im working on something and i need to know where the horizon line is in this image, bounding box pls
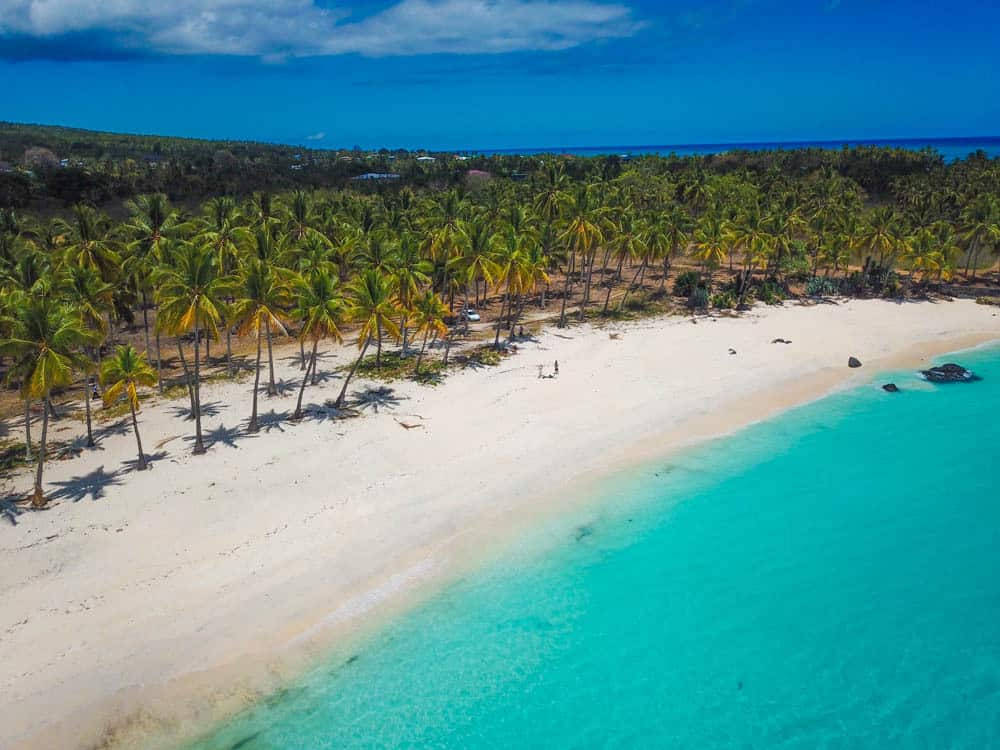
[2,119,998,156]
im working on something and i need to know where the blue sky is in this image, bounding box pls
[1,0,997,150]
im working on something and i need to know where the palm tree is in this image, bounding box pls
[199,196,250,375]
[389,233,432,356]
[411,289,449,375]
[335,269,401,408]
[960,195,1000,280]
[229,259,293,432]
[291,271,345,420]
[101,345,158,470]
[651,204,691,291]
[154,241,227,454]
[58,265,113,447]
[533,164,571,224]
[451,216,498,330]
[57,204,121,339]
[691,213,729,285]
[122,193,183,355]
[0,299,95,506]
[905,227,943,282]
[559,186,604,325]
[251,228,290,395]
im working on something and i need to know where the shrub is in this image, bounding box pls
[673,270,701,298]
[711,291,736,309]
[687,286,709,309]
[755,280,785,305]
[806,277,838,297]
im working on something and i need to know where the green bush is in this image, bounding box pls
[711,291,736,309]
[756,280,785,305]
[688,286,709,309]
[806,277,838,297]
[673,270,702,297]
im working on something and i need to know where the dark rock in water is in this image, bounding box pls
[920,363,978,383]
[848,356,862,368]
[882,383,899,392]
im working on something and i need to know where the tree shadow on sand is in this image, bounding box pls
[48,465,123,503]
[256,409,291,433]
[95,419,130,440]
[1,493,25,525]
[120,450,169,473]
[168,401,224,420]
[262,379,296,397]
[351,386,404,414]
[199,422,257,450]
[308,369,341,386]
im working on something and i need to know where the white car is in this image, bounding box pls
[463,308,481,322]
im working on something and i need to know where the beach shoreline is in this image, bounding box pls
[1,298,998,750]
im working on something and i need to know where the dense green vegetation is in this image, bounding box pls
[2,123,999,505]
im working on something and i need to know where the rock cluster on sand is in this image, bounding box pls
[920,363,977,383]
[848,356,862,368]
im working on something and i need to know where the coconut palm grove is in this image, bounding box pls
[1,123,999,507]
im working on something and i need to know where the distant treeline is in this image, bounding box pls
[2,121,997,215]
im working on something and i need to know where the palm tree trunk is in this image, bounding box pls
[24,399,32,462]
[141,291,151,354]
[558,254,574,328]
[192,317,206,455]
[299,337,306,370]
[494,291,508,348]
[443,332,453,366]
[581,249,596,316]
[964,237,977,279]
[462,283,471,333]
[335,337,371,408]
[603,256,625,313]
[176,340,195,416]
[226,326,233,376]
[130,401,147,470]
[83,371,95,448]
[416,329,430,374]
[32,398,50,508]
[265,319,277,396]
[376,319,383,368]
[400,314,409,358]
[155,329,164,395]
[619,258,647,311]
[293,340,318,420]
[249,332,263,432]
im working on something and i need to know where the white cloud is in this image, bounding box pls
[305,131,326,140]
[0,0,642,58]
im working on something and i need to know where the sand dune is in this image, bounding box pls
[1,298,997,749]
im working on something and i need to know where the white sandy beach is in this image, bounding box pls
[1,298,998,749]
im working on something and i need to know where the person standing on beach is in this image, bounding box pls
[554,360,559,375]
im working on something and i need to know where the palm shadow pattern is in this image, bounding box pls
[48,465,123,503]
[351,386,404,414]
[168,400,224,420]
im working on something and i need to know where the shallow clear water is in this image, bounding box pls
[191,347,1000,750]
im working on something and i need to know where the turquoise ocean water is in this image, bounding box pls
[190,346,1000,749]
